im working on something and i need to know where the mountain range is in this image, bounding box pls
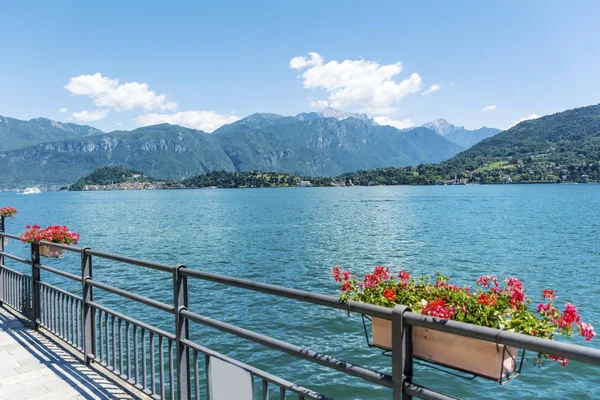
[2,103,597,188]
[67,103,600,189]
[0,109,497,188]
[422,119,501,148]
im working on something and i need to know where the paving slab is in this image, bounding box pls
[0,306,137,399]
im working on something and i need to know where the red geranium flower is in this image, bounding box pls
[383,288,396,301]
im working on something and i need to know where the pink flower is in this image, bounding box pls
[361,266,391,289]
[557,303,581,328]
[373,266,391,280]
[578,322,595,342]
[509,289,525,307]
[506,277,523,292]
[549,355,569,367]
[422,299,455,319]
[331,266,344,282]
[505,277,525,308]
[543,289,557,300]
[476,275,498,288]
[446,284,463,292]
[398,270,410,281]
[537,303,551,314]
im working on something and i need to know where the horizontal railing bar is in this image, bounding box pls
[182,338,330,399]
[86,279,175,314]
[180,309,392,388]
[0,252,30,265]
[404,313,600,366]
[85,249,176,272]
[0,232,20,240]
[37,263,80,281]
[181,269,393,320]
[87,300,175,340]
[39,282,83,301]
[403,382,458,400]
[38,240,83,253]
[0,265,29,277]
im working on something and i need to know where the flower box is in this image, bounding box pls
[332,266,596,375]
[0,206,18,219]
[39,244,63,259]
[20,225,79,258]
[371,317,518,381]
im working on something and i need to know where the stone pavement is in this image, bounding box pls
[0,306,137,399]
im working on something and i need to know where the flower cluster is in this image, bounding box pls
[0,207,18,218]
[332,266,595,367]
[20,225,80,245]
[536,298,595,344]
[422,299,455,319]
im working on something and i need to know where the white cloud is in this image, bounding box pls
[59,107,68,113]
[290,52,324,69]
[72,109,110,122]
[422,84,441,96]
[290,52,422,114]
[509,113,541,128]
[115,121,122,127]
[481,105,497,112]
[135,110,240,133]
[373,116,415,130]
[65,73,177,112]
[309,98,328,108]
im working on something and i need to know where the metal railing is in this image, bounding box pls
[1,215,600,400]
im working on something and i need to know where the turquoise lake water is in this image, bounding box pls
[0,185,599,399]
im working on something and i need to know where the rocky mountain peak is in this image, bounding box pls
[422,119,457,136]
[296,107,374,125]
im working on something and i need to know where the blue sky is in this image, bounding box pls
[1,1,599,132]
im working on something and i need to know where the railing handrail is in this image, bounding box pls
[181,267,394,319]
[0,232,20,240]
[1,214,599,400]
[180,308,393,388]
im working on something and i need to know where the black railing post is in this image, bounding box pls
[82,248,96,364]
[30,242,41,328]
[174,264,190,400]
[392,305,413,400]
[0,215,5,305]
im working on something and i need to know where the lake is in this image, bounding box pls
[1,184,599,399]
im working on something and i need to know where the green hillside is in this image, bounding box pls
[449,104,600,183]
[339,104,600,185]
[0,115,102,151]
[180,170,331,188]
[68,166,156,190]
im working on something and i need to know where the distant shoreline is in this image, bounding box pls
[1,181,597,193]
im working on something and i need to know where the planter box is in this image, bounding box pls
[40,244,63,258]
[371,317,518,381]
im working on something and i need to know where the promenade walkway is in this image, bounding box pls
[0,306,140,400]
